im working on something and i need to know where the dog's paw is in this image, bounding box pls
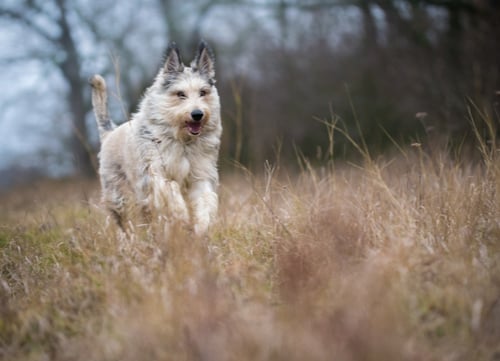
[192,210,211,235]
[193,221,209,236]
[171,200,190,224]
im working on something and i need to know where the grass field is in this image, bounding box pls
[1,124,500,360]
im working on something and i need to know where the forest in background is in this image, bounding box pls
[0,0,499,182]
[2,2,500,360]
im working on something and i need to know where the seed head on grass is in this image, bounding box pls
[1,108,500,360]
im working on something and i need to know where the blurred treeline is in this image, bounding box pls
[1,0,499,176]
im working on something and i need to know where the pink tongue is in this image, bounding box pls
[188,122,201,134]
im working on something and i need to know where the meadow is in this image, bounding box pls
[1,116,499,360]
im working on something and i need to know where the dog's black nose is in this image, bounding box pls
[191,109,204,122]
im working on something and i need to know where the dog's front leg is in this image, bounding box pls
[149,173,189,224]
[188,180,218,235]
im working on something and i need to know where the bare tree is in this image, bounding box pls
[2,0,498,179]
[0,0,96,176]
[157,0,242,52]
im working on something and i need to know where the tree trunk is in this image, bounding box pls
[56,0,95,177]
[158,0,187,49]
[359,0,378,51]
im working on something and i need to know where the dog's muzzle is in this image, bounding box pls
[187,109,204,135]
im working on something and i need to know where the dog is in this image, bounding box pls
[90,41,222,235]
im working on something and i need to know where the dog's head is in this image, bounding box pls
[151,41,221,141]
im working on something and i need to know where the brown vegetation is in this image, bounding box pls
[1,113,500,360]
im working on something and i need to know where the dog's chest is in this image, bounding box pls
[156,143,191,182]
[138,128,215,185]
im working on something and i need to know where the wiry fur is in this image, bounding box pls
[90,41,222,235]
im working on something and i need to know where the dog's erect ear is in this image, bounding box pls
[192,41,215,80]
[163,42,184,74]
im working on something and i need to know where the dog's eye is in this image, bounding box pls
[199,90,207,97]
[177,91,186,99]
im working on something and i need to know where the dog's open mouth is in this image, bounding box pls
[187,121,202,135]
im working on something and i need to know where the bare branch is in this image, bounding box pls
[239,0,353,10]
[0,7,58,44]
[0,53,52,65]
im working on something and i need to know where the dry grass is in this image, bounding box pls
[1,126,500,360]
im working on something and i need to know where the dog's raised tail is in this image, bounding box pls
[90,74,114,140]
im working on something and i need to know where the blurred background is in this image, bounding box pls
[0,0,499,188]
